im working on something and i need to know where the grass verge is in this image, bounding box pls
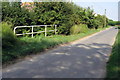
[106,30,120,79]
[2,27,109,65]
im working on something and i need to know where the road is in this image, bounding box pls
[2,27,118,78]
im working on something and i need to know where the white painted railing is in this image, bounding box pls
[14,25,57,37]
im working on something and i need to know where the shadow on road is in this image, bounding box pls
[3,42,112,78]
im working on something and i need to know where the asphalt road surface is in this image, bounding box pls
[2,27,118,78]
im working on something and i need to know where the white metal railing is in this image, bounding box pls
[14,25,57,37]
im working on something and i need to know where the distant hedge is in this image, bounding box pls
[108,20,120,26]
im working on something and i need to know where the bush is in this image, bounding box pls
[70,24,89,35]
[1,22,17,49]
[70,25,81,35]
[108,21,117,26]
[79,24,89,33]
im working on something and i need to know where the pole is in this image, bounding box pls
[32,26,34,38]
[45,25,47,37]
[104,9,106,27]
[55,25,57,35]
[91,5,93,10]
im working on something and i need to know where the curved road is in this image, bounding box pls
[2,27,118,78]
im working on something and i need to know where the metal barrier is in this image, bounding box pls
[14,25,57,37]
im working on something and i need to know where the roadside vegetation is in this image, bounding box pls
[108,20,120,29]
[108,20,120,26]
[2,1,114,64]
[3,28,105,64]
[106,30,120,78]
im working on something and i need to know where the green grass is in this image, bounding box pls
[2,28,108,64]
[106,30,120,79]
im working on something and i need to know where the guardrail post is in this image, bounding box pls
[45,25,47,37]
[14,27,16,35]
[55,25,57,35]
[32,26,34,38]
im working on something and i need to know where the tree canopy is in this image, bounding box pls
[2,2,108,35]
